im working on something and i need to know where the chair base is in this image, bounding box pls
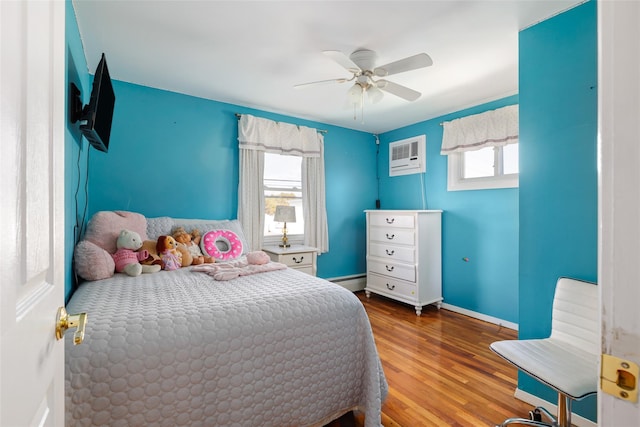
[496,394,572,427]
[497,407,557,427]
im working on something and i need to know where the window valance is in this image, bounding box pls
[238,114,321,158]
[440,104,518,155]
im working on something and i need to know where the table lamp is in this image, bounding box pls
[274,205,296,248]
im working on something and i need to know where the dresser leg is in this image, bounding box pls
[365,290,371,299]
[415,306,422,316]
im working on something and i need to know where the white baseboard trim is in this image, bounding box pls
[327,280,520,330]
[513,388,596,427]
[328,274,366,292]
[441,302,519,331]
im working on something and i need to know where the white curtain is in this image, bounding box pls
[238,114,322,157]
[237,114,328,253]
[237,148,264,251]
[302,134,328,253]
[440,104,518,155]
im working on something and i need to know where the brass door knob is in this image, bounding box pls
[56,307,87,345]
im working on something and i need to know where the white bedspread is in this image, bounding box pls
[65,266,387,427]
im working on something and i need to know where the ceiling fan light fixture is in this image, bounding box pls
[367,84,384,104]
[347,83,364,107]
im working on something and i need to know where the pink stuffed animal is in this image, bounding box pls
[246,250,270,265]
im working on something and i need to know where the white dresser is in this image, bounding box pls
[365,210,442,315]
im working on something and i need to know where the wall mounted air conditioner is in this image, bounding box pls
[389,134,426,176]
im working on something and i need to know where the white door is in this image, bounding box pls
[0,1,66,426]
[598,0,640,426]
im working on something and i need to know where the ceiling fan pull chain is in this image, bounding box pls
[361,90,365,124]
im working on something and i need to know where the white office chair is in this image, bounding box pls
[490,277,598,427]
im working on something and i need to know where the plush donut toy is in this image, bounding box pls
[200,229,243,261]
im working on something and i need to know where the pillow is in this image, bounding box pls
[84,210,148,254]
[200,229,244,261]
[146,216,175,241]
[74,240,116,281]
[74,210,148,281]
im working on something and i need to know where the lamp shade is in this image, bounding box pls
[367,84,384,104]
[274,205,296,223]
[347,83,363,107]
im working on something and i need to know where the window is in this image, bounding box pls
[263,153,304,244]
[447,143,519,191]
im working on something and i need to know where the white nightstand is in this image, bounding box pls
[262,245,318,276]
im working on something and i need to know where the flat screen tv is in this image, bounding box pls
[70,53,116,152]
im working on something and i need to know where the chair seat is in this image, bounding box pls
[490,337,598,400]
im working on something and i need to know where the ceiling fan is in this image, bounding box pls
[295,49,433,110]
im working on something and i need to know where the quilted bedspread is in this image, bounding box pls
[65,265,387,427]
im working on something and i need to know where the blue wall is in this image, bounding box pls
[86,81,377,281]
[65,0,90,301]
[519,0,597,421]
[378,96,520,324]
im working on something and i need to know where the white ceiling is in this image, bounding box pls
[72,0,583,135]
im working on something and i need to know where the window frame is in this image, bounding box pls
[262,153,304,246]
[447,144,519,191]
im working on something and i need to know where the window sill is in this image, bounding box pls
[447,175,518,191]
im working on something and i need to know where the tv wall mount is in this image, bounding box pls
[69,82,88,124]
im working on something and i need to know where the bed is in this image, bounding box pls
[65,212,387,426]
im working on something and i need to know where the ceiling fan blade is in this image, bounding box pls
[374,53,433,77]
[376,80,421,101]
[323,50,361,73]
[294,78,349,89]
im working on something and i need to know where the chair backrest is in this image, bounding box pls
[550,277,599,355]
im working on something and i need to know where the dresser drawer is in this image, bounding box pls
[293,265,314,275]
[369,227,415,245]
[278,252,312,268]
[369,213,415,229]
[262,245,318,276]
[368,259,415,282]
[366,274,417,300]
[369,242,415,263]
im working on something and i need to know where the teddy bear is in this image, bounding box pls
[172,226,214,265]
[156,235,192,270]
[139,239,165,269]
[112,229,162,276]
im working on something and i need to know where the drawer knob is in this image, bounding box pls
[386,233,395,240]
[386,283,396,290]
[385,249,395,256]
[385,218,395,224]
[293,256,304,264]
[385,265,394,272]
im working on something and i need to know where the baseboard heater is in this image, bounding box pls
[329,274,366,292]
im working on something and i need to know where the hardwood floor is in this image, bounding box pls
[351,291,535,427]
